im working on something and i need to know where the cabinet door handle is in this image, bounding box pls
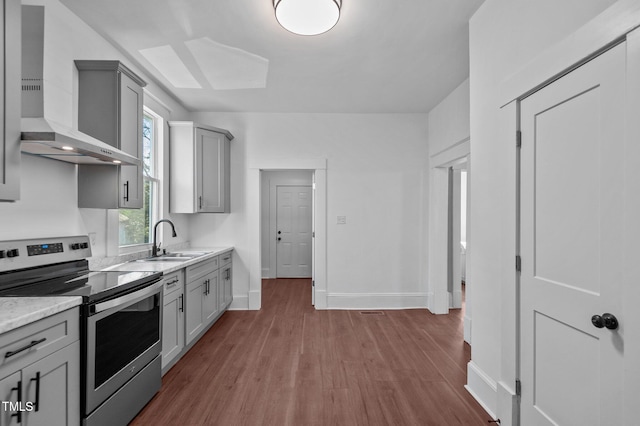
[5,338,47,358]
[199,196,203,210]
[11,381,22,423]
[179,294,184,312]
[30,372,41,412]
[124,181,130,202]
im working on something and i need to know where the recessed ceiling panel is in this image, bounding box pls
[185,37,269,90]
[139,45,202,89]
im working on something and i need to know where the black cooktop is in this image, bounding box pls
[0,266,161,304]
[0,236,163,305]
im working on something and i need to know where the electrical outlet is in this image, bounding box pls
[89,232,97,246]
[337,216,347,225]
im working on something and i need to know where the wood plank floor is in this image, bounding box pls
[131,279,490,425]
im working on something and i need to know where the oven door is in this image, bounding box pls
[84,280,162,415]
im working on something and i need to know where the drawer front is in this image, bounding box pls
[186,256,218,282]
[163,270,185,296]
[218,251,232,268]
[0,308,79,375]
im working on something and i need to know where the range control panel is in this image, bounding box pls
[27,242,64,256]
[0,236,92,272]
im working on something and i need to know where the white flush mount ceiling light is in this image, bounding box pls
[273,0,341,36]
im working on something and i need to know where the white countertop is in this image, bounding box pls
[104,247,234,274]
[0,247,232,335]
[0,297,83,334]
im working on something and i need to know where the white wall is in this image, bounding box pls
[188,112,429,309]
[467,0,617,418]
[428,79,470,157]
[0,0,191,260]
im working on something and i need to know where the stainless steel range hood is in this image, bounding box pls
[20,5,139,167]
[21,117,139,165]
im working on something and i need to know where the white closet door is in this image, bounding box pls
[520,43,625,425]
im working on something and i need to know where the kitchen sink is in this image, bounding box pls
[137,252,209,262]
[137,257,186,262]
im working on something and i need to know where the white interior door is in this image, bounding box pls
[276,185,312,278]
[520,43,626,425]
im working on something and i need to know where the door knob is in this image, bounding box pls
[591,313,619,330]
[278,231,282,234]
[277,237,281,241]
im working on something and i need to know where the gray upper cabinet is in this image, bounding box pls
[169,122,233,213]
[0,0,21,202]
[75,60,146,209]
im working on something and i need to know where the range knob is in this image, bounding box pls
[6,249,19,258]
[80,242,89,249]
[0,250,5,258]
[71,243,80,250]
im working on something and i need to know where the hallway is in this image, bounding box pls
[132,279,489,425]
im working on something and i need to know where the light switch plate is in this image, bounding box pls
[337,216,347,225]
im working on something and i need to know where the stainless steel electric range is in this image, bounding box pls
[0,236,163,426]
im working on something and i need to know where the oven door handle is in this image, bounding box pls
[92,281,162,314]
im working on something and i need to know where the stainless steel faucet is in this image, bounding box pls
[152,219,177,257]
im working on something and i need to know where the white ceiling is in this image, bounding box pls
[60,0,484,113]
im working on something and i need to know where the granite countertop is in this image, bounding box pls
[0,297,83,334]
[104,247,234,274]
[0,247,232,335]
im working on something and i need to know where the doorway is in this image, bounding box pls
[449,164,468,311]
[261,170,313,279]
[428,142,470,317]
[248,158,327,311]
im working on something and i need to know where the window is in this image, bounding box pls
[119,110,160,247]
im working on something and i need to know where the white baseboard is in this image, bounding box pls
[431,289,450,314]
[465,361,498,419]
[497,380,518,426]
[314,289,328,309]
[326,292,428,310]
[228,295,248,310]
[425,291,434,311]
[248,290,261,310]
[452,289,462,308]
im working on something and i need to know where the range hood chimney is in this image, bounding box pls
[20,5,139,166]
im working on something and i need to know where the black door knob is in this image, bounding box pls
[278,231,282,234]
[602,313,619,330]
[277,237,281,241]
[591,313,619,330]
[591,315,604,328]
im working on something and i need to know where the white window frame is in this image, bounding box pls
[118,107,162,252]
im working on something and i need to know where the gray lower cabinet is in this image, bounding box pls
[161,251,233,375]
[0,0,21,202]
[185,258,219,346]
[0,308,80,426]
[161,271,185,372]
[219,253,233,312]
[75,60,146,209]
